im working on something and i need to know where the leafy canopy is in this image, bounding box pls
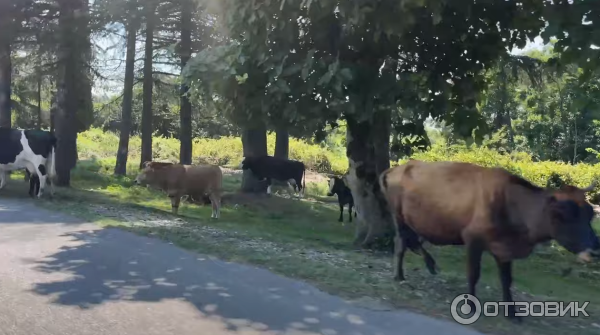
[184,0,547,145]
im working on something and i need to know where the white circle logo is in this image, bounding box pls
[450,294,482,325]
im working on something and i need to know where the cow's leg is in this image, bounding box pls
[348,202,353,223]
[170,195,181,215]
[287,179,297,197]
[34,165,47,198]
[209,193,221,219]
[419,244,438,275]
[337,202,344,222]
[393,234,408,282]
[266,178,272,195]
[295,178,304,198]
[463,238,484,315]
[28,173,39,198]
[493,256,520,322]
[46,174,55,197]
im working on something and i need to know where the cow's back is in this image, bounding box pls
[382,160,512,244]
[23,129,56,157]
[251,156,303,180]
[183,164,223,194]
[0,129,24,165]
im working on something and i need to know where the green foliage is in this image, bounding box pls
[80,127,600,203]
[78,127,348,174]
[543,1,600,77]
[184,0,550,149]
[475,46,600,164]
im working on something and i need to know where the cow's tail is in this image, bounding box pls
[302,165,306,196]
[378,168,391,195]
[47,137,57,182]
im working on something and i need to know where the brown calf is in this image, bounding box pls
[134,161,223,218]
[379,160,600,322]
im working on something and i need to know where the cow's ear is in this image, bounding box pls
[142,161,152,169]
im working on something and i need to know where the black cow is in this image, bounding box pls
[327,176,357,222]
[239,155,306,196]
[0,128,57,198]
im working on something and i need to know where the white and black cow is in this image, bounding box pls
[239,155,306,197]
[0,128,57,198]
[327,176,357,222]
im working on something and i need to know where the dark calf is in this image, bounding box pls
[327,176,356,222]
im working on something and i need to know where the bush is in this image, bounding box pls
[78,128,600,202]
[77,128,350,175]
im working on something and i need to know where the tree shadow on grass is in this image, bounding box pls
[26,228,471,335]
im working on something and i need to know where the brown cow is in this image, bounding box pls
[133,161,223,218]
[379,160,600,322]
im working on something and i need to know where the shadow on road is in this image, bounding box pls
[26,228,427,335]
[0,199,83,226]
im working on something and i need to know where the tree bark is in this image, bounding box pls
[178,0,193,165]
[345,110,395,250]
[140,2,156,169]
[241,124,268,193]
[0,38,11,128]
[114,16,138,176]
[55,0,90,186]
[274,127,289,159]
[50,92,57,132]
[36,66,42,129]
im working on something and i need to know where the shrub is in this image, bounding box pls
[77,128,350,175]
[78,128,600,202]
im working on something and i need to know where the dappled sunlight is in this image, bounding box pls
[23,228,467,335]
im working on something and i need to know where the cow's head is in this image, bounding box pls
[547,181,600,262]
[238,156,254,170]
[134,161,173,185]
[327,176,344,196]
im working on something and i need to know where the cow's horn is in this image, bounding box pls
[582,181,597,192]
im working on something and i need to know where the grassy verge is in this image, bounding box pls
[6,159,600,335]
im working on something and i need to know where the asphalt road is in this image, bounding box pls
[0,198,483,335]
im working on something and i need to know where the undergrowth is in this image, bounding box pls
[78,128,600,202]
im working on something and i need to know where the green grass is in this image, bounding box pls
[6,158,600,335]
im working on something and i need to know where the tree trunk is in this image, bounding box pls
[178,0,193,165]
[345,110,395,250]
[114,17,138,176]
[241,124,268,193]
[36,67,42,129]
[140,2,156,169]
[0,38,11,128]
[50,91,57,132]
[274,127,289,159]
[55,0,90,186]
